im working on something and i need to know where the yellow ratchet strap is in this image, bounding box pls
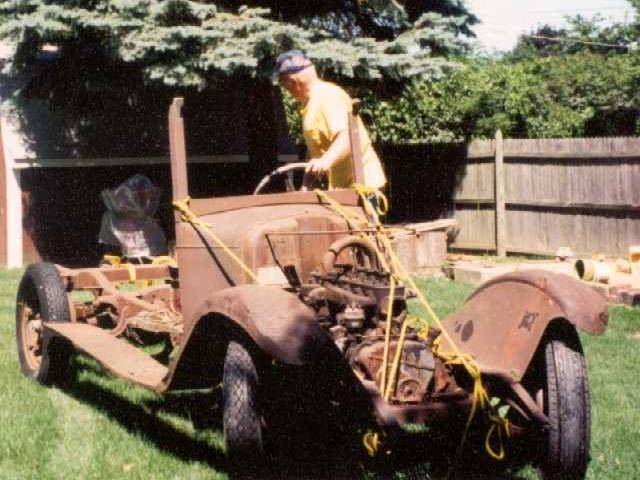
[122,262,137,282]
[152,255,177,267]
[316,185,511,461]
[101,254,121,267]
[362,430,381,457]
[173,197,262,285]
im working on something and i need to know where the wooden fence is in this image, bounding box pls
[450,133,640,257]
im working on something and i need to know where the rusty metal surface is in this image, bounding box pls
[168,97,189,203]
[163,284,328,390]
[359,378,471,426]
[26,97,586,446]
[60,266,179,339]
[175,203,364,327]
[244,214,351,284]
[440,269,607,380]
[470,269,608,334]
[45,322,168,390]
[354,339,434,403]
[69,269,165,317]
[58,265,172,287]
[348,101,365,185]
[189,189,359,216]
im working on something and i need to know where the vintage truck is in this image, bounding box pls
[16,98,607,479]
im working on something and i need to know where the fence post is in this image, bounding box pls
[494,129,506,256]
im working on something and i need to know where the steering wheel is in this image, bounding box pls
[253,162,310,195]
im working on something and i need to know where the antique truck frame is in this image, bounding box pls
[16,98,608,479]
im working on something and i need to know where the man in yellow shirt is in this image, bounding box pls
[274,50,386,190]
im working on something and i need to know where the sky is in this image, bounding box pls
[465,0,636,51]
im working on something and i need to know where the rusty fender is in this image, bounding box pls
[439,269,607,381]
[162,285,329,391]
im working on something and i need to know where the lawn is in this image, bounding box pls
[1,268,638,479]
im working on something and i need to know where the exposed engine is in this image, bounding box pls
[300,236,437,404]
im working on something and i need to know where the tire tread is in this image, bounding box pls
[543,338,590,480]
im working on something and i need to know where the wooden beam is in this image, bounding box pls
[455,199,640,214]
[454,199,495,206]
[504,153,640,160]
[494,129,506,257]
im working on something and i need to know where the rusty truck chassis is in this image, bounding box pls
[16,97,608,479]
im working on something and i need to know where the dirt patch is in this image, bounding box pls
[627,332,640,341]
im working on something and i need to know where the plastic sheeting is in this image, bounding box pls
[98,174,167,258]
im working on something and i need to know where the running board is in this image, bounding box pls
[45,322,168,391]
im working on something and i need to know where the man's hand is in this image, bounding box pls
[306,157,334,174]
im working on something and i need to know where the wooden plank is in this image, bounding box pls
[45,322,168,390]
[12,154,252,169]
[466,139,495,159]
[12,154,298,169]
[505,209,640,256]
[503,136,640,159]
[494,130,506,256]
[506,201,640,213]
[454,162,494,200]
[449,241,497,251]
[505,152,640,160]
[456,200,640,213]
[455,199,495,205]
[452,208,495,250]
[402,218,458,233]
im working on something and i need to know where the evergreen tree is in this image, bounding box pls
[0,0,476,87]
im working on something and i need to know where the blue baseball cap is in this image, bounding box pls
[273,50,312,79]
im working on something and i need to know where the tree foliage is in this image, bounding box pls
[281,52,640,145]
[0,0,476,87]
[508,14,636,61]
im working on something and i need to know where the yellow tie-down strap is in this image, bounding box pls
[172,197,262,285]
[314,186,511,461]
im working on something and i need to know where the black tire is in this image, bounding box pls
[222,339,264,472]
[16,263,73,385]
[540,338,591,480]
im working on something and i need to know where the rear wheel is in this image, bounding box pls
[16,263,73,385]
[538,337,591,480]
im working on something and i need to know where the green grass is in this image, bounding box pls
[1,270,638,479]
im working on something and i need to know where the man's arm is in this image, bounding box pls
[306,129,350,174]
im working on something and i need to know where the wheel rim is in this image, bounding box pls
[19,300,44,370]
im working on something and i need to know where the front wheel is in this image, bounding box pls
[16,263,73,385]
[222,339,264,472]
[539,337,591,480]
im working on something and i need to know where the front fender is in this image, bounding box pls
[439,269,607,380]
[162,285,328,391]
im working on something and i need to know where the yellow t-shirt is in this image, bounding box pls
[301,81,386,189]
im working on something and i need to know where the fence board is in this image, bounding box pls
[452,136,640,256]
[453,162,494,201]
